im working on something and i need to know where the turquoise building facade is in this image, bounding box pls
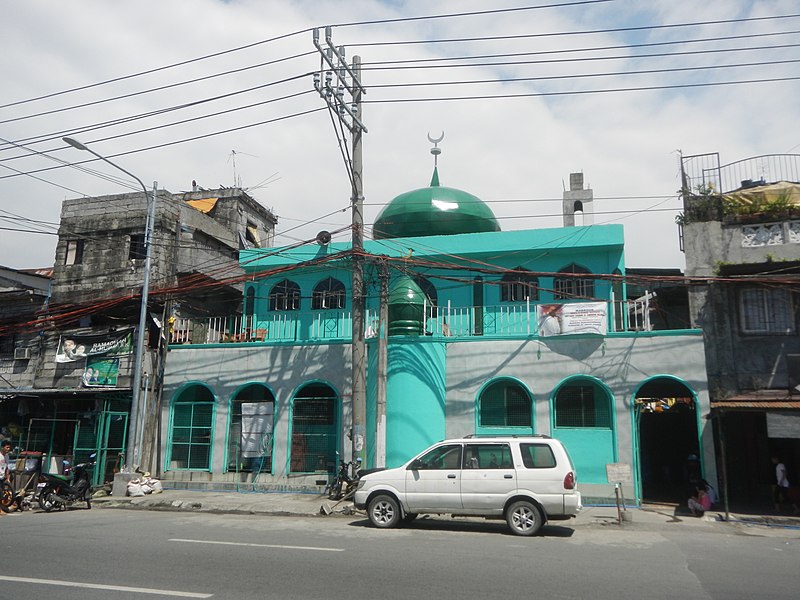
[159,166,713,505]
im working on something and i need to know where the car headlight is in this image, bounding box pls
[356,479,366,490]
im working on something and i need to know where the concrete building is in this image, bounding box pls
[158,151,712,506]
[0,186,276,483]
[680,152,800,508]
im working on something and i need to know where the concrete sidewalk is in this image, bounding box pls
[90,489,800,534]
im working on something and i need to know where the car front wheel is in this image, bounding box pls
[506,500,543,536]
[367,494,401,529]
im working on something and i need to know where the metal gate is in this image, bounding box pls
[73,411,128,486]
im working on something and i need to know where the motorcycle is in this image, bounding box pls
[328,457,362,501]
[38,454,95,512]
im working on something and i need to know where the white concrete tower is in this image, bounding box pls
[562,172,594,227]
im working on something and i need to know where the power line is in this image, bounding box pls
[332,0,614,28]
[364,75,800,103]
[0,106,326,182]
[360,42,800,72]
[362,29,800,67]
[0,30,313,110]
[367,59,800,90]
[352,13,800,47]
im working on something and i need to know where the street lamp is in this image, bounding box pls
[63,137,156,471]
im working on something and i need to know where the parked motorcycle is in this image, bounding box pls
[328,457,362,501]
[38,454,95,512]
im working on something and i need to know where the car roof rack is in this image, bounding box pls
[461,434,551,439]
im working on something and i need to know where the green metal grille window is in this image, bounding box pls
[169,386,215,470]
[290,384,337,473]
[555,383,610,428]
[479,381,531,427]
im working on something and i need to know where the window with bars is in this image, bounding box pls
[290,384,337,473]
[479,380,532,427]
[268,279,300,311]
[500,269,538,302]
[169,385,215,470]
[227,384,274,474]
[312,277,346,310]
[554,264,594,300]
[554,383,611,428]
[739,287,796,334]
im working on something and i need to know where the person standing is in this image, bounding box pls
[771,455,799,514]
[0,440,12,481]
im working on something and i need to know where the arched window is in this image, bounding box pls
[290,383,338,474]
[554,263,594,300]
[479,379,532,428]
[501,268,539,302]
[413,276,438,318]
[168,384,215,471]
[312,277,346,310]
[554,381,611,428]
[227,384,275,474]
[268,279,300,311]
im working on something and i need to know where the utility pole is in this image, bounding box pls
[313,27,368,465]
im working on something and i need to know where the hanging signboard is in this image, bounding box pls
[56,328,133,363]
[82,357,120,387]
[537,302,608,337]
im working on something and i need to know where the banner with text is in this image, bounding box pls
[56,328,134,363]
[537,302,607,337]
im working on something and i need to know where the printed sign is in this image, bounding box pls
[82,357,120,387]
[606,462,633,483]
[537,302,607,337]
[56,328,133,363]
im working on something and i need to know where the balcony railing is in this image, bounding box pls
[169,297,666,346]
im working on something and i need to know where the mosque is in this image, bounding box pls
[159,140,713,505]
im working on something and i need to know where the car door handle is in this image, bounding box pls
[447,474,457,479]
[504,474,513,479]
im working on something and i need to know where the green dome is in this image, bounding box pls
[374,168,500,239]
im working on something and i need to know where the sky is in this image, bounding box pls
[1,0,798,271]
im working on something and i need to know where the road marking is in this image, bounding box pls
[0,575,212,598]
[169,538,345,552]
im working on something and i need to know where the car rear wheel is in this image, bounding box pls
[506,500,543,536]
[367,494,401,529]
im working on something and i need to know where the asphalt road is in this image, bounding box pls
[2,509,799,599]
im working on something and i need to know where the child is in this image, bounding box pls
[688,485,711,516]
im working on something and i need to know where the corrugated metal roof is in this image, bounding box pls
[711,389,800,409]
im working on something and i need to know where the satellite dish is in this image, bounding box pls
[316,230,332,246]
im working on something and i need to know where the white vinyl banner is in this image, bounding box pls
[537,302,608,337]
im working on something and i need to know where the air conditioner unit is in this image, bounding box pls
[14,347,32,360]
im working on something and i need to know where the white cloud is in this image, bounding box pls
[1,0,798,271]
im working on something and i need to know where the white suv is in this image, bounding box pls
[354,435,581,536]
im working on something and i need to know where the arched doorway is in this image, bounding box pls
[634,377,700,504]
[289,383,338,474]
[552,376,615,484]
[226,383,275,476]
